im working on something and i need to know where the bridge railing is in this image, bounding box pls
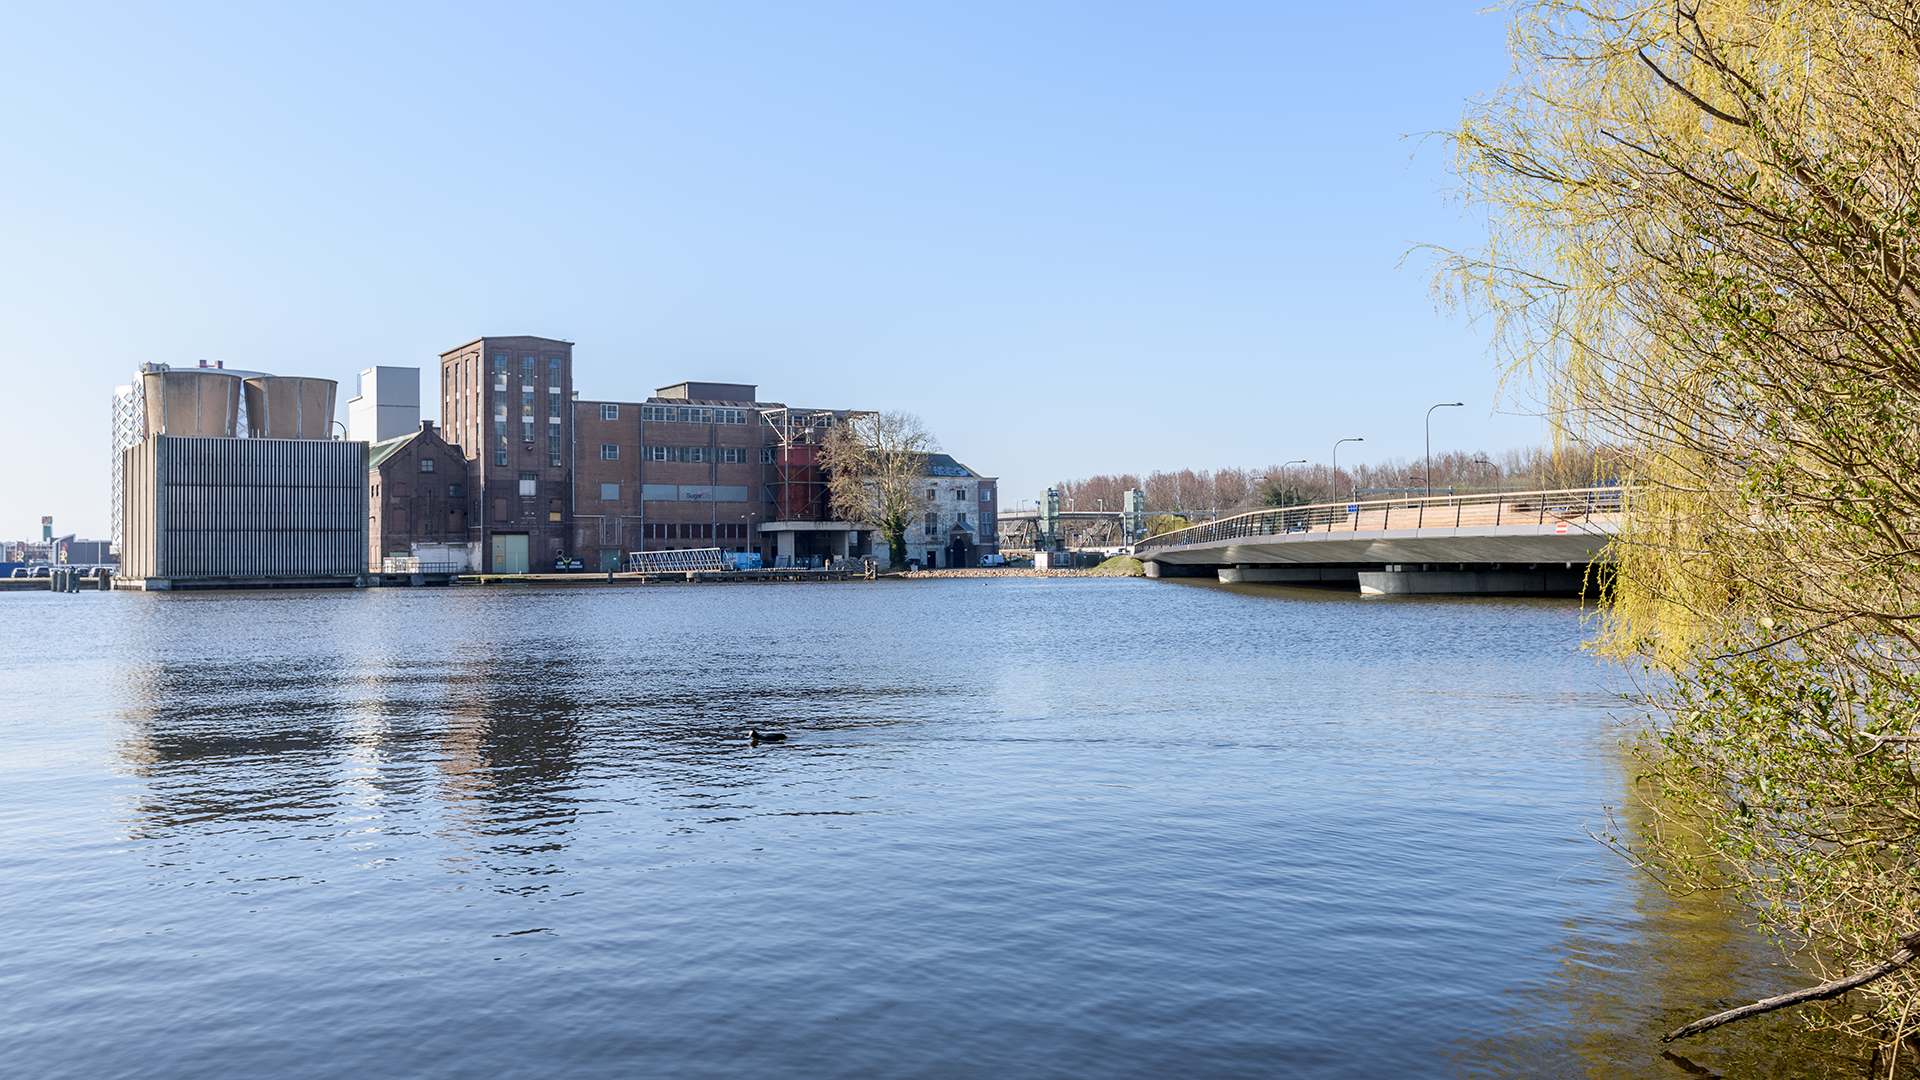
[1132,486,1627,553]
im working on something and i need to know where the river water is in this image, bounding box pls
[0,578,1868,1078]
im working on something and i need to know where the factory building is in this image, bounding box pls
[435,336,575,574]
[113,362,367,590]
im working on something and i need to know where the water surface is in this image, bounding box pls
[0,578,1860,1077]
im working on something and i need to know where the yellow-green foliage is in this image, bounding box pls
[1446,0,1920,1044]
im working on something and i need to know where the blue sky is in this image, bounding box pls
[2,1,1530,538]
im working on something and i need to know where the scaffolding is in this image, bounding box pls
[759,406,872,522]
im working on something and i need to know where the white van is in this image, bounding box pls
[979,553,1006,568]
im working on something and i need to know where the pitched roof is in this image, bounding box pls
[367,430,423,470]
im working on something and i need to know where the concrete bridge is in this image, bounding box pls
[1130,487,1621,595]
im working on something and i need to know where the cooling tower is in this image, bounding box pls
[141,369,242,438]
[244,377,338,440]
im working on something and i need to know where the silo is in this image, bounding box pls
[141,369,242,438]
[244,377,338,440]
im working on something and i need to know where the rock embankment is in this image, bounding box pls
[902,558,1146,580]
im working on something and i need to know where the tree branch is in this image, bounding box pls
[1663,931,1920,1042]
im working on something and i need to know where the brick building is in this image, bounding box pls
[436,336,575,574]
[395,336,998,572]
[367,420,470,570]
[572,382,767,571]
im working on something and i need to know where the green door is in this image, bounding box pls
[493,534,529,574]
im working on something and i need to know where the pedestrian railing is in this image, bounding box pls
[627,547,730,573]
[1132,486,1627,554]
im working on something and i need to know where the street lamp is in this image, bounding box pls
[1472,458,1500,492]
[1277,460,1305,507]
[1332,439,1363,503]
[1426,402,1464,498]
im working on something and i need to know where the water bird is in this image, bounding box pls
[749,729,787,744]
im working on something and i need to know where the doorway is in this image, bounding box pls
[493,534,529,574]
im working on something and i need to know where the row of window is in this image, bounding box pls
[640,522,752,540]
[598,444,757,463]
[927,487,992,502]
[632,405,749,425]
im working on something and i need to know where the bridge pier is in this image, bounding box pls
[1143,560,1210,579]
[1356,564,1591,596]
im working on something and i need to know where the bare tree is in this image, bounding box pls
[819,411,939,569]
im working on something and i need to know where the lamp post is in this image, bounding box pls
[1472,458,1500,492]
[1279,459,1305,506]
[1426,402,1464,498]
[1332,439,1363,504]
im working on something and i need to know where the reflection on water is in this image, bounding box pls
[0,579,1880,1078]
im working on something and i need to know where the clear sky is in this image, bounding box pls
[2,1,1533,539]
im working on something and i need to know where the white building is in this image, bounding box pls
[895,454,998,569]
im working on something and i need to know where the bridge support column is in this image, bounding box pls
[1357,565,1591,596]
[1218,567,1358,585]
[1144,561,1210,579]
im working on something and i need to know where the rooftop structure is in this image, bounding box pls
[347,367,421,444]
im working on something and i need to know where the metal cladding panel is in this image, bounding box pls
[135,436,368,580]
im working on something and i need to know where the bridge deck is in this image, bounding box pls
[1131,488,1622,588]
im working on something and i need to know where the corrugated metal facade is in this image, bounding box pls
[122,436,369,582]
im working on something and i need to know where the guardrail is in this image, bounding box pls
[1132,486,1626,553]
[380,558,466,574]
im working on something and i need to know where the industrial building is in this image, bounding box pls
[106,342,999,585]
[420,338,999,572]
[113,362,367,590]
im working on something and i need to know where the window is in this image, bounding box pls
[449,484,463,498]
[760,447,776,464]
[601,483,620,501]
[371,483,380,498]
[549,432,562,467]
[641,445,709,462]
[925,513,939,535]
[955,489,967,501]
[519,473,538,497]
[982,489,992,502]
[494,370,507,391]
[522,421,534,443]
[719,447,748,464]
[549,390,561,418]
[420,458,435,473]
[495,428,507,466]
[927,489,936,500]
[601,444,620,460]
[601,403,619,421]
[521,356,535,376]
[549,357,563,376]
[958,512,967,524]
[522,391,534,418]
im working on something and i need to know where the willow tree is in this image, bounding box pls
[819,411,938,568]
[1443,0,1920,1044]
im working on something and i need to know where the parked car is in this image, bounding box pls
[9,567,29,578]
[979,554,1006,567]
